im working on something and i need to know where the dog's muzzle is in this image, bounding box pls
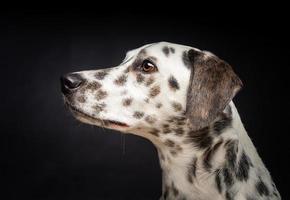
[60,73,84,95]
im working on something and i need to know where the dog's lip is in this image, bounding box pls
[66,102,129,128]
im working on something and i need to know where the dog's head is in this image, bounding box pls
[61,42,242,142]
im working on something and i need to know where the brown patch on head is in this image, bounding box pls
[114,74,127,86]
[122,98,133,106]
[185,49,243,131]
[156,103,162,108]
[95,89,108,100]
[133,111,144,119]
[136,73,145,83]
[145,76,155,86]
[145,115,156,124]
[77,95,86,103]
[171,101,182,112]
[95,71,108,80]
[168,75,180,91]
[149,85,160,97]
[86,81,102,91]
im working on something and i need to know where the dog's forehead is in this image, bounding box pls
[125,42,196,59]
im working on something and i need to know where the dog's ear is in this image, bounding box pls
[185,49,243,131]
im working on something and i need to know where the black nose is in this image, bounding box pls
[60,73,84,95]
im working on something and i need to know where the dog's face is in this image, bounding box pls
[61,42,242,143]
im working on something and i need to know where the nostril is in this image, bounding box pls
[60,73,84,94]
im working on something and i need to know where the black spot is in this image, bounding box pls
[149,128,159,137]
[187,128,213,149]
[95,71,108,80]
[156,103,163,108]
[213,115,232,135]
[162,46,170,56]
[122,98,133,106]
[215,170,222,194]
[77,95,86,103]
[163,126,171,134]
[114,74,127,86]
[136,73,145,83]
[94,103,106,113]
[223,168,234,187]
[149,85,160,97]
[145,115,156,124]
[182,51,191,69]
[86,81,102,91]
[168,75,180,91]
[236,151,253,181]
[256,177,269,196]
[164,139,175,148]
[133,111,144,119]
[95,89,108,100]
[171,101,182,112]
[225,140,238,170]
[169,47,175,53]
[203,139,223,170]
[173,128,184,136]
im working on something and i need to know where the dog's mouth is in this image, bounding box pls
[65,102,129,128]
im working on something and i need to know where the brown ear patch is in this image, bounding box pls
[185,49,242,131]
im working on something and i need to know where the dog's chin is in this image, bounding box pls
[66,103,130,131]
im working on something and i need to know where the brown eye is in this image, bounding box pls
[141,60,157,73]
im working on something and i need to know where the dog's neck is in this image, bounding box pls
[149,102,277,200]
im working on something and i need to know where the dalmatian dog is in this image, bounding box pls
[60,42,281,200]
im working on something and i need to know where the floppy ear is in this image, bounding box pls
[185,49,243,131]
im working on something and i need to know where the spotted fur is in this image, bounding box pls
[61,42,281,200]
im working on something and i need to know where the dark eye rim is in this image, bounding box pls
[141,59,157,73]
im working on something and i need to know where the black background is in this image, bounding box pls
[1,7,289,199]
